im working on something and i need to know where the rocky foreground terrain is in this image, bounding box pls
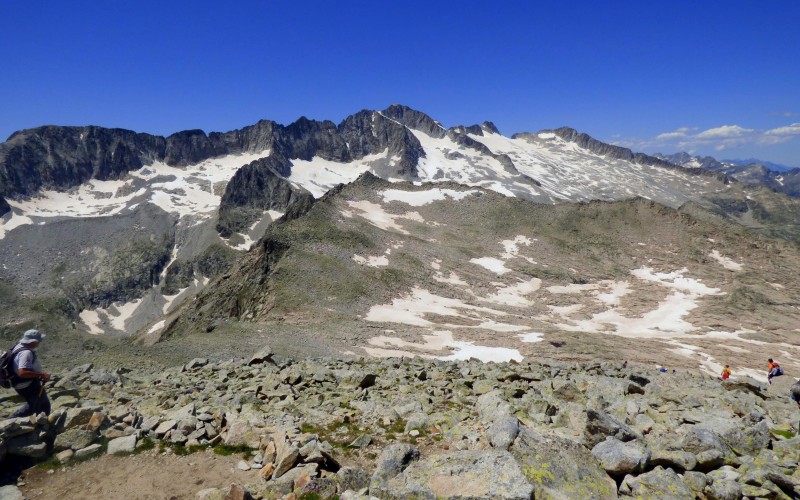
[1,349,799,499]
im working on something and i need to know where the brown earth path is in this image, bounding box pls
[19,448,260,500]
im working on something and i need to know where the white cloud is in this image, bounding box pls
[656,131,687,140]
[616,121,800,157]
[765,123,800,136]
[695,125,754,139]
[655,127,696,141]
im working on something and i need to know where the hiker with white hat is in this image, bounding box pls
[9,329,51,417]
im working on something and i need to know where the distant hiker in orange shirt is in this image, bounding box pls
[767,358,783,384]
[721,365,731,380]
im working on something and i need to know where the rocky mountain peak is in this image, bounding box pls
[380,104,447,138]
[482,121,500,134]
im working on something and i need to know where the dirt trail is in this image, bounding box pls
[19,449,260,500]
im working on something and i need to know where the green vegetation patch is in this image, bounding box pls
[212,443,253,457]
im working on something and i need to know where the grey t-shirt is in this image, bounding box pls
[12,346,40,389]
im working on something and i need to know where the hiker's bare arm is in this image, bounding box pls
[17,368,50,381]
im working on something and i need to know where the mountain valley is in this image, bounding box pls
[1,105,799,381]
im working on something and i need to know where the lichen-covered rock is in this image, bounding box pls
[649,448,697,471]
[376,450,533,499]
[511,426,617,499]
[618,466,693,499]
[585,408,639,448]
[591,437,650,475]
[370,443,420,492]
[54,428,97,452]
[681,471,707,495]
[704,479,742,500]
[336,467,370,493]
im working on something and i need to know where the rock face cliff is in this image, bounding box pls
[0,106,430,202]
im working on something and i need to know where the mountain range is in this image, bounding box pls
[1,105,799,381]
[655,152,800,198]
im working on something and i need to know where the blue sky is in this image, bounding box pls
[2,1,799,166]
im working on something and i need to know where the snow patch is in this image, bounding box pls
[470,257,511,275]
[363,331,523,363]
[708,250,743,271]
[381,188,479,206]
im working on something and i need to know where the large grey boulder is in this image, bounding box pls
[248,345,274,365]
[54,428,97,452]
[370,443,420,490]
[704,479,742,500]
[107,434,137,454]
[618,466,693,498]
[649,448,697,471]
[476,390,519,449]
[0,418,35,438]
[336,466,370,493]
[488,415,520,450]
[373,450,533,500]
[585,408,639,448]
[62,407,96,429]
[676,427,737,469]
[5,432,47,458]
[591,437,650,475]
[475,390,513,422]
[511,426,617,499]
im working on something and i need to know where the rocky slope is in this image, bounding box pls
[1,353,799,499]
[657,152,800,199]
[3,105,800,376]
[158,173,800,383]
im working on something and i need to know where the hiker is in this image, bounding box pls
[767,358,784,384]
[9,329,51,417]
[721,365,731,380]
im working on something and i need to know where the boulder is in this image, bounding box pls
[63,407,96,429]
[475,390,513,422]
[107,434,137,454]
[704,479,742,500]
[591,438,650,475]
[222,415,261,449]
[74,443,103,458]
[721,377,767,399]
[681,471,707,495]
[618,466,693,498]
[5,430,47,458]
[272,437,300,479]
[488,415,519,450]
[248,345,274,365]
[649,448,697,471]
[373,450,533,499]
[185,358,208,370]
[511,426,617,499]
[336,467,370,492]
[54,428,97,452]
[0,418,35,438]
[585,408,639,448]
[370,443,420,489]
[676,427,737,469]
